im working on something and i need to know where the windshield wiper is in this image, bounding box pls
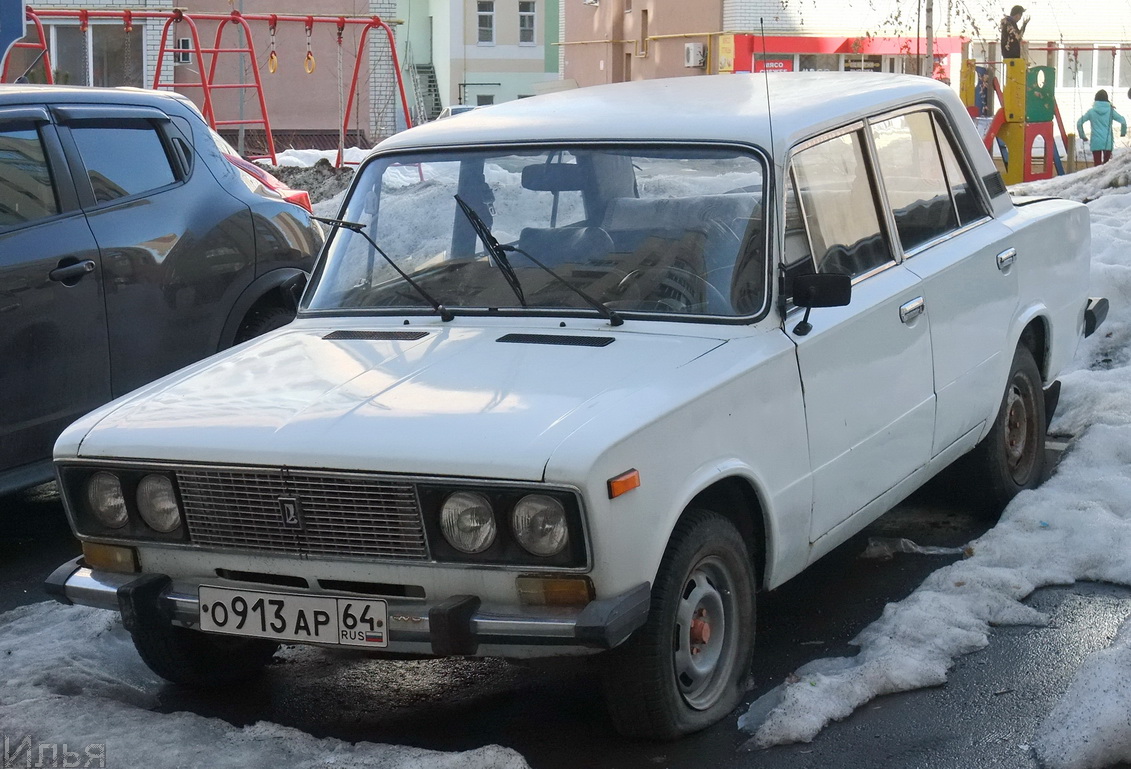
[453,195,527,307]
[452,195,623,327]
[313,216,454,322]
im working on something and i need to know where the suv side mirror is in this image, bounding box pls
[792,272,851,336]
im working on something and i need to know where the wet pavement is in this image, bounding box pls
[3,467,1131,768]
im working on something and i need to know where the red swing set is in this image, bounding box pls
[1,7,414,167]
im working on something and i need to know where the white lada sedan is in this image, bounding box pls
[47,73,1106,739]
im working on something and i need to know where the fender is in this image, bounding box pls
[217,267,308,349]
[972,301,1050,445]
[1009,300,1051,381]
[656,459,810,594]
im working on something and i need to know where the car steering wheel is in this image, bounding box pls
[614,266,728,313]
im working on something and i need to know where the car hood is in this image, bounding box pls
[69,324,726,481]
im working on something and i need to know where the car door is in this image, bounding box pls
[783,126,936,543]
[53,104,257,397]
[869,108,1019,457]
[0,106,110,482]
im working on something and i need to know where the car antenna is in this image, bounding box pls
[761,18,789,320]
[760,18,776,163]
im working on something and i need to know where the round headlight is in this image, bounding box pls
[136,474,182,533]
[85,472,128,529]
[511,495,568,557]
[440,491,497,554]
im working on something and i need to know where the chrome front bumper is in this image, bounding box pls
[45,558,650,656]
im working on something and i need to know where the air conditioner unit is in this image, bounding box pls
[684,42,706,69]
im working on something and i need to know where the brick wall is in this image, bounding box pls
[370,0,399,139]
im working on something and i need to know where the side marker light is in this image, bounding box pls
[607,469,641,499]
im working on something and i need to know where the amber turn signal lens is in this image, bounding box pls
[516,575,595,606]
[82,542,140,574]
[607,469,641,499]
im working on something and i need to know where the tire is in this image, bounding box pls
[600,510,756,740]
[966,344,1046,515]
[130,622,279,688]
[234,304,294,344]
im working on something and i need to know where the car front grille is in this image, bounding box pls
[176,467,429,561]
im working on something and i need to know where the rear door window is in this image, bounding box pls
[0,124,60,229]
[789,129,892,279]
[871,111,959,252]
[70,122,177,203]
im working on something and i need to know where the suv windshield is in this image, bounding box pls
[304,144,767,320]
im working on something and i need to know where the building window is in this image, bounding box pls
[1061,47,1095,88]
[477,1,495,45]
[9,24,144,87]
[476,94,495,106]
[519,2,536,45]
[1120,50,1131,90]
[1097,47,1116,88]
[175,37,192,64]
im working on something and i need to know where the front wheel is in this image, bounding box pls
[130,622,279,688]
[600,510,756,740]
[967,344,1046,515]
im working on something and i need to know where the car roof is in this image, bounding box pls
[378,73,961,158]
[0,84,200,114]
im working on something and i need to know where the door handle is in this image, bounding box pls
[997,248,1016,271]
[899,296,925,324]
[49,260,96,285]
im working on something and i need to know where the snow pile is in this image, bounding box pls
[742,171,1131,769]
[0,602,528,769]
[1013,148,1131,203]
[1036,616,1131,769]
[270,147,370,168]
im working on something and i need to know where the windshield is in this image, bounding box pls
[304,144,767,321]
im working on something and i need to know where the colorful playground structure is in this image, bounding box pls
[960,54,1070,185]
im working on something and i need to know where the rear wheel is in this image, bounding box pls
[967,344,1046,515]
[600,510,755,739]
[130,622,278,687]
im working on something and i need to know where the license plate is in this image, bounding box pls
[199,586,388,647]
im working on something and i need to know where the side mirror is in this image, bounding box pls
[791,272,851,336]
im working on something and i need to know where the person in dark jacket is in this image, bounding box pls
[1000,5,1029,59]
[1077,90,1128,166]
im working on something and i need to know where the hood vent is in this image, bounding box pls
[497,333,614,347]
[324,330,430,341]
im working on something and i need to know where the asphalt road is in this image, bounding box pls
[3,465,1130,769]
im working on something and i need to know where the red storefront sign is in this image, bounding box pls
[755,59,794,73]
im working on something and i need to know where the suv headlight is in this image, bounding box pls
[136,474,182,533]
[86,472,128,529]
[440,491,497,553]
[511,494,568,557]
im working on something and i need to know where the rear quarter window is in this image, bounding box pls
[70,122,177,203]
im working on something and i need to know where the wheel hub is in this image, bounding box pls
[673,558,737,710]
[1003,376,1038,482]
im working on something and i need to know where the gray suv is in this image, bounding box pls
[0,85,323,495]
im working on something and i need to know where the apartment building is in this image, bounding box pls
[396,0,561,121]
[561,0,1131,150]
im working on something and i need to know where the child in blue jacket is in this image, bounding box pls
[1078,89,1127,166]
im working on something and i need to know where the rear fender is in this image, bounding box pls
[218,268,308,349]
